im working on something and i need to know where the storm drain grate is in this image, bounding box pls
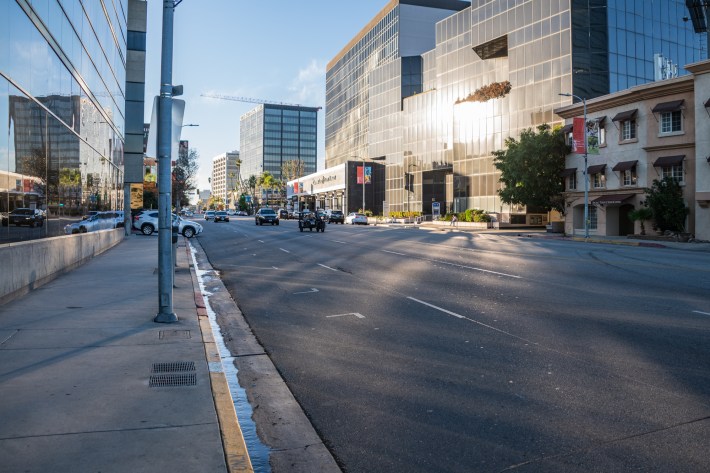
[159,330,191,340]
[151,361,196,373]
[149,373,196,387]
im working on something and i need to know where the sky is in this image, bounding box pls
[143,0,406,193]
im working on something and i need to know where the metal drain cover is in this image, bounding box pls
[159,330,191,340]
[151,361,196,373]
[149,373,196,387]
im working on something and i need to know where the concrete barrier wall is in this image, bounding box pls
[0,229,124,304]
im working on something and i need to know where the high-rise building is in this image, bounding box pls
[211,151,240,208]
[326,0,706,218]
[240,104,319,183]
[0,0,143,241]
[326,0,470,168]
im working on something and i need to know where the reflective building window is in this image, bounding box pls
[1,0,127,243]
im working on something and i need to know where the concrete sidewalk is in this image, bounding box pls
[0,235,252,472]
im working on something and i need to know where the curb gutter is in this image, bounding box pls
[186,241,254,473]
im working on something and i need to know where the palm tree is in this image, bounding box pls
[628,207,653,235]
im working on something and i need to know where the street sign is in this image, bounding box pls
[432,201,440,217]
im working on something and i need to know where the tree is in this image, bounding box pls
[493,124,569,213]
[281,160,304,182]
[172,148,199,209]
[643,177,688,233]
[628,206,653,235]
[257,171,276,206]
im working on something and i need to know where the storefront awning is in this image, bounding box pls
[653,155,684,167]
[587,164,607,174]
[560,168,576,177]
[612,160,638,172]
[592,194,635,205]
[651,99,684,113]
[561,124,573,133]
[612,109,637,122]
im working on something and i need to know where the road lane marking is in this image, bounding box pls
[272,266,279,270]
[317,263,338,271]
[407,297,537,343]
[407,297,464,318]
[693,310,710,316]
[423,258,521,279]
[294,288,319,294]
[382,250,406,256]
[258,240,264,243]
[279,248,290,253]
[326,313,365,319]
[330,240,348,244]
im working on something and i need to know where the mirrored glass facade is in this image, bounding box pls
[336,0,705,216]
[325,1,470,167]
[1,0,128,243]
[239,104,318,182]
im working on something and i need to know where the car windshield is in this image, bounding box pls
[216,211,226,215]
[261,209,275,215]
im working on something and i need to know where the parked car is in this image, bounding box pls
[236,210,248,216]
[132,210,203,237]
[326,210,345,224]
[214,211,230,222]
[345,212,368,225]
[204,210,215,220]
[255,208,279,225]
[278,209,289,219]
[5,208,44,227]
[226,209,236,216]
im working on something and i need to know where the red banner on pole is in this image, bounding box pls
[573,117,586,154]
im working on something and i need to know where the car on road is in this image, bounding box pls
[255,208,279,225]
[345,212,368,225]
[278,209,289,219]
[4,208,45,227]
[326,210,345,224]
[132,210,203,237]
[214,211,230,222]
[236,210,248,216]
[204,210,215,220]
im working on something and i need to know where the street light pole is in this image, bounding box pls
[155,0,180,323]
[560,93,588,239]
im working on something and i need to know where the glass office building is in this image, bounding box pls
[0,0,129,242]
[330,0,706,217]
[325,0,471,168]
[239,104,319,182]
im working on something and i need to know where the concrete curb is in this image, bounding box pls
[188,237,342,473]
[185,241,254,473]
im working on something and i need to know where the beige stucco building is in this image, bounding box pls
[556,60,710,240]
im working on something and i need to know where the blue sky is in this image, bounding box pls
[144,0,402,192]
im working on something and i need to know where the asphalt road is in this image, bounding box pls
[197,216,710,473]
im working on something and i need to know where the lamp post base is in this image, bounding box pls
[154,312,179,323]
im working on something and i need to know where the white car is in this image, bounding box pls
[132,210,203,238]
[64,211,123,234]
[345,212,368,225]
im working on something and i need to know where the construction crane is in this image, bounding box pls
[201,93,322,110]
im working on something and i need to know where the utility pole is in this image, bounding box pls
[155,0,178,323]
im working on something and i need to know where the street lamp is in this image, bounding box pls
[559,92,589,239]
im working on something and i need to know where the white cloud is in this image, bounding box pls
[288,59,326,108]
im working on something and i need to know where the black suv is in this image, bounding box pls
[327,210,344,224]
[255,208,279,225]
[5,208,44,227]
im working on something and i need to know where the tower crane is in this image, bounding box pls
[200,93,322,110]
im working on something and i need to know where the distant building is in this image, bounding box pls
[211,151,240,208]
[240,104,319,182]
